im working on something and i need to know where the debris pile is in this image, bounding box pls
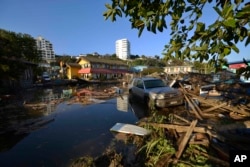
[136,80,250,166]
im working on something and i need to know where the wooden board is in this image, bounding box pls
[110,123,151,136]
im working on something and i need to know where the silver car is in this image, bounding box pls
[128,77,183,108]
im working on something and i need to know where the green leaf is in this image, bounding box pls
[233,35,239,43]
[223,47,231,55]
[213,6,222,17]
[138,26,144,37]
[240,27,248,38]
[116,9,122,17]
[134,20,144,28]
[223,18,236,28]
[196,22,205,32]
[147,11,155,16]
[245,36,250,46]
[105,3,112,9]
[157,20,163,32]
[235,4,250,18]
[231,44,239,53]
[152,23,157,34]
[120,0,125,9]
[103,10,112,19]
[146,21,151,31]
[222,4,233,18]
[185,6,193,12]
[243,58,248,65]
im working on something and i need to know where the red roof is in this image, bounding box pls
[78,68,91,74]
[78,68,128,74]
[229,63,247,69]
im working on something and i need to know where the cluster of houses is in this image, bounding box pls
[2,54,250,90]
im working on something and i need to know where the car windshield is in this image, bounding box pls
[144,79,166,89]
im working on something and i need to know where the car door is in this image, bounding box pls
[133,79,145,99]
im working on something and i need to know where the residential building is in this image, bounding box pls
[36,36,55,63]
[0,57,37,89]
[77,56,129,81]
[116,38,130,60]
[65,63,81,79]
[225,60,250,82]
[227,60,250,73]
[131,65,148,73]
[164,65,193,75]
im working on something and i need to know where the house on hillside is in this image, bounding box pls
[130,65,148,73]
[77,56,129,81]
[164,65,193,75]
[225,60,250,82]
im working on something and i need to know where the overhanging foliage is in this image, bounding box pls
[103,0,250,73]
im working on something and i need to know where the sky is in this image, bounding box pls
[0,0,249,63]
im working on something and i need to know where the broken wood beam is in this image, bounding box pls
[140,122,225,141]
[175,119,198,159]
[185,92,250,116]
[202,102,228,113]
[172,114,191,124]
[184,94,203,120]
[180,82,203,120]
[190,97,204,118]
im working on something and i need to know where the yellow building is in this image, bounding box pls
[77,56,128,81]
[65,63,81,79]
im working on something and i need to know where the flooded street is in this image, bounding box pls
[0,86,147,167]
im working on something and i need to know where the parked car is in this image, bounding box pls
[128,77,184,108]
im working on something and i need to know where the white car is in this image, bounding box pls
[129,77,184,108]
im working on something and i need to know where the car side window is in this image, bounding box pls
[133,79,138,86]
[136,79,144,89]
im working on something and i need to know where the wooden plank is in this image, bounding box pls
[202,102,227,113]
[172,114,191,124]
[185,92,246,115]
[184,94,203,120]
[190,97,204,117]
[180,83,203,120]
[175,119,198,159]
[140,122,225,141]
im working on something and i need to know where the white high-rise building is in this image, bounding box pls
[116,38,130,60]
[36,36,55,63]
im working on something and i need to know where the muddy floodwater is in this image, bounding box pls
[0,86,148,167]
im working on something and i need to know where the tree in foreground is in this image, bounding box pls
[0,29,41,84]
[103,0,250,75]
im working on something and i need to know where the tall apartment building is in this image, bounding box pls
[115,38,130,60]
[36,36,55,63]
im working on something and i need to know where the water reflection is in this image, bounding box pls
[0,92,147,167]
[116,95,128,112]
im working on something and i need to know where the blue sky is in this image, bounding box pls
[0,0,248,62]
